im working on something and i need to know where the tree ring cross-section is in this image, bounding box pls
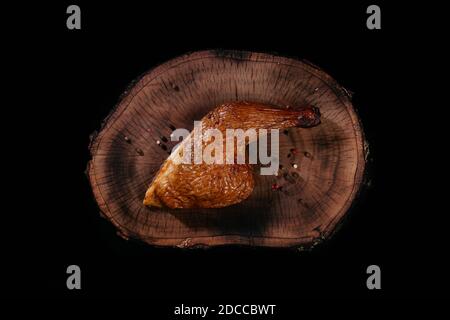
[87,50,367,248]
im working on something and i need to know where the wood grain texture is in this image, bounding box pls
[87,50,367,248]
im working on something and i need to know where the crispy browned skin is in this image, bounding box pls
[144,102,321,209]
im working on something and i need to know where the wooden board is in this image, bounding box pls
[87,50,367,248]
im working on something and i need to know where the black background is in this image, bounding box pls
[3,0,447,305]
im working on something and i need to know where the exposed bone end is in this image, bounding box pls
[296,106,321,128]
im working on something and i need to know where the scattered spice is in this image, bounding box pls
[271,183,282,190]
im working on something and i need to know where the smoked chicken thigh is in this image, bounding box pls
[144,102,321,209]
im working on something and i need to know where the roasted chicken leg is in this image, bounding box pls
[144,102,321,209]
